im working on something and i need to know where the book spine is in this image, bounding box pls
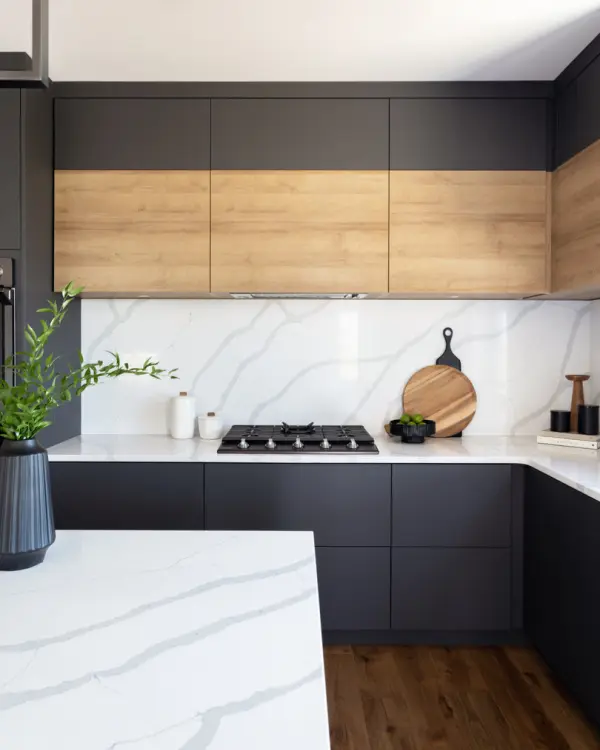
[537,436,599,450]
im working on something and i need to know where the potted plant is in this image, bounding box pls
[0,284,177,571]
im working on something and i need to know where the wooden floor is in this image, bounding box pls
[325,646,600,750]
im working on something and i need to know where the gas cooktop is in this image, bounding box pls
[217,423,379,454]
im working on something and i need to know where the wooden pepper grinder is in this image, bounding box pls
[566,374,590,432]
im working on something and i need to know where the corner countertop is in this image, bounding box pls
[48,434,600,503]
[0,530,328,750]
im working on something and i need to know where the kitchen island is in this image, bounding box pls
[0,531,329,750]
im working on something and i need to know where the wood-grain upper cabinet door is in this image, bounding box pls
[389,98,549,296]
[389,170,548,295]
[552,139,600,295]
[54,98,210,294]
[210,99,389,293]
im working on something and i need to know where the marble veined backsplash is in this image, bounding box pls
[81,298,593,436]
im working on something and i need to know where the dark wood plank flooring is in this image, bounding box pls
[325,646,600,750]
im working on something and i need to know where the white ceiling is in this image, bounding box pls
[1,0,600,81]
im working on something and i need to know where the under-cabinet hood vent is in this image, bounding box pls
[230,293,368,300]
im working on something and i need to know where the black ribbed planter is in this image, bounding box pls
[0,439,55,571]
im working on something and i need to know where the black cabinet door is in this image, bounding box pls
[390,98,548,170]
[392,465,512,547]
[55,98,210,169]
[211,98,389,170]
[525,469,600,726]
[316,547,390,630]
[205,464,391,546]
[0,90,21,249]
[50,463,204,530]
[392,548,511,631]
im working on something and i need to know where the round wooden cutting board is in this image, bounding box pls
[402,365,477,438]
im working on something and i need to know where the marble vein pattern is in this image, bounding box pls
[0,531,329,750]
[81,299,592,436]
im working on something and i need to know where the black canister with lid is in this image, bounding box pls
[578,404,600,435]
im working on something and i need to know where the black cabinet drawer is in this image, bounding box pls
[316,547,390,630]
[0,90,21,249]
[392,465,511,547]
[390,98,548,170]
[205,464,390,546]
[50,463,204,530]
[391,548,511,631]
[211,98,389,170]
[55,98,210,169]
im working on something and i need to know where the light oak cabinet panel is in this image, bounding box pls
[552,139,600,295]
[210,170,389,294]
[389,171,548,296]
[54,170,210,295]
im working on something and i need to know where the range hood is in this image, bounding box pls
[230,293,368,300]
[0,0,48,87]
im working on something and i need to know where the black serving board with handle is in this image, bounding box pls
[435,327,462,436]
[436,327,461,371]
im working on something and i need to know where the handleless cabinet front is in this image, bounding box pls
[389,98,549,296]
[54,98,211,295]
[205,464,390,546]
[210,99,390,294]
[0,90,21,251]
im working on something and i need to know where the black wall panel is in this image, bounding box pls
[211,98,389,170]
[55,98,210,169]
[0,89,21,250]
[390,98,548,170]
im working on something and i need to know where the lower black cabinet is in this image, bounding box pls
[316,547,390,630]
[50,463,204,530]
[392,548,511,631]
[525,469,600,727]
[205,464,390,546]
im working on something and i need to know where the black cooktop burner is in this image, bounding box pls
[217,424,379,454]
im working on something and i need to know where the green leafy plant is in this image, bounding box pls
[0,283,178,440]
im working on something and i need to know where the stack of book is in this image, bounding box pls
[537,430,600,450]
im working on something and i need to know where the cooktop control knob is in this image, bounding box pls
[238,438,250,450]
[265,438,276,450]
[292,436,304,450]
[347,437,359,451]
[320,438,331,450]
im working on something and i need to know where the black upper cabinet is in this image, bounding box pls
[0,90,21,250]
[525,469,600,727]
[555,57,600,168]
[54,98,210,170]
[51,463,204,530]
[392,465,512,547]
[205,464,391,546]
[390,98,548,170]
[211,98,389,170]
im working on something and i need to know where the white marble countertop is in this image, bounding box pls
[0,530,329,750]
[48,434,600,504]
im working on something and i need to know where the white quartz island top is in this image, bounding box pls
[49,434,600,503]
[0,531,329,750]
